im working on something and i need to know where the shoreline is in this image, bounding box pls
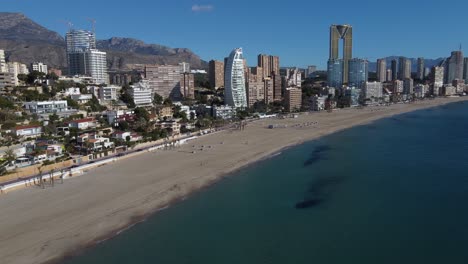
[1,97,467,264]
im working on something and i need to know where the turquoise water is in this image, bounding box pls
[65,102,468,264]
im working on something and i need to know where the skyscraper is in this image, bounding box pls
[446,51,464,84]
[391,59,398,81]
[417,57,425,80]
[348,58,368,89]
[145,64,188,100]
[0,50,7,73]
[386,69,393,82]
[258,54,280,78]
[225,48,248,108]
[398,57,411,80]
[209,60,224,89]
[463,58,468,81]
[66,29,108,84]
[327,59,344,88]
[377,58,386,83]
[430,66,444,96]
[329,24,353,84]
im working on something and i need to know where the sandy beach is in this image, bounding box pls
[0,97,467,264]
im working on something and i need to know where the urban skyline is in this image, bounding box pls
[2,0,468,68]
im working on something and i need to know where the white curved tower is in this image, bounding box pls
[225,48,247,108]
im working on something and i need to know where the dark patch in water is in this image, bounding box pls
[366,124,378,130]
[303,145,331,166]
[295,198,322,209]
[296,175,345,210]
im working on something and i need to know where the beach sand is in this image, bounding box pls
[0,97,467,264]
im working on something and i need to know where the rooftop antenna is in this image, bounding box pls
[86,18,96,34]
[460,43,462,51]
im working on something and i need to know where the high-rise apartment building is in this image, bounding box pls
[403,78,414,95]
[0,50,7,73]
[446,51,464,84]
[306,65,317,77]
[391,59,398,81]
[464,58,468,81]
[225,48,247,108]
[180,72,195,99]
[257,54,280,78]
[377,58,386,83]
[430,66,444,96]
[66,29,108,84]
[363,81,383,100]
[329,24,352,84]
[327,59,344,88]
[7,62,29,85]
[398,57,411,80]
[285,68,302,88]
[285,88,302,112]
[208,60,224,89]
[386,69,393,82]
[247,68,265,108]
[417,57,425,80]
[145,64,191,100]
[348,58,368,89]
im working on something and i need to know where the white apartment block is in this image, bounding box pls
[363,82,383,99]
[130,81,153,107]
[99,85,120,101]
[24,100,68,114]
[31,62,48,74]
[0,49,7,73]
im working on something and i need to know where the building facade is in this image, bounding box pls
[329,24,353,84]
[224,48,247,108]
[31,62,48,74]
[130,81,153,107]
[285,88,302,112]
[348,58,368,89]
[446,51,464,84]
[144,64,186,100]
[327,59,343,88]
[24,101,68,114]
[66,29,108,85]
[431,66,444,96]
[99,86,120,102]
[0,50,7,73]
[417,57,425,80]
[398,57,411,80]
[208,60,224,89]
[180,72,195,99]
[377,58,386,83]
[403,78,414,95]
[363,81,383,100]
[391,59,398,81]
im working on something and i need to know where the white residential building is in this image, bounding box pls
[68,118,97,130]
[77,133,114,151]
[31,62,48,74]
[14,125,43,138]
[363,82,383,100]
[24,100,68,114]
[311,96,326,111]
[224,48,247,108]
[0,49,7,73]
[213,105,236,119]
[130,81,153,107]
[99,85,120,101]
[7,62,30,85]
[71,94,93,104]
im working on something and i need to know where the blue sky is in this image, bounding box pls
[2,0,466,69]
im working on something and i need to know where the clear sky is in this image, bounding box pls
[2,0,466,69]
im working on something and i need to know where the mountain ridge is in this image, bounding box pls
[0,13,207,71]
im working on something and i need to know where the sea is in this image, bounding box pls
[64,101,468,264]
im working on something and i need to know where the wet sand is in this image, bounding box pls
[0,97,467,264]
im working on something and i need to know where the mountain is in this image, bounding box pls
[0,13,207,71]
[368,56,445,72]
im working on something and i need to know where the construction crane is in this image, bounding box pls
[58,19,73,31]
[86,18,96,34]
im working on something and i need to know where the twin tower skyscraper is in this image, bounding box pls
[328,24,354,87]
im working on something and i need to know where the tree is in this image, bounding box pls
[118,121,130,131]
[0,97,15,109]
[163,98,173,106]
[4,149,16,163]
[153,93,163,105]
[134,107,150,121]
[66,97,80,109]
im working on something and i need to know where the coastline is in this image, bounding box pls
[1,97,467,264]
